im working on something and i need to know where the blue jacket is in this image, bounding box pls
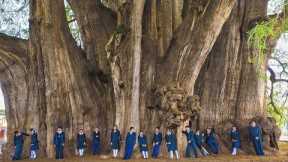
[53,132,65,147]
[138,135,148,151]
[14,134,25,147]
[183,131,197,145]
[249,126,262,141]
[152,133,162,145]
[30,133,39,150]
[194,133,204,147]
[165,133,177,151]
[205,132,219,154]
[111,129,121,149]
[229,130,241,148]
[92,131,100,144]
[76,133,86,149]
[125,132,136,147]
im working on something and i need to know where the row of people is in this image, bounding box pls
[11,121,264,160]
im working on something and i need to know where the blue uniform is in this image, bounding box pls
[30,133,39,151]
[138,135,148,152]
[53,132,65,159]
[165,133,177,152]
[92,131,101,155]
[12,133,26,160]
[194,133,209,156]
[229,130,241,151]
[183,130,198,158]
[111,129,121,149]
[205,133,219,154]
[152,132,162,158]
[249,126,264,156]
[123,132,136,160]
[30,132,39,159]
[76,133,86,149]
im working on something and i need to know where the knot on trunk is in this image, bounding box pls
[149,83,202,128]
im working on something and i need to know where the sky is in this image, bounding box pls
[0,88,4,110]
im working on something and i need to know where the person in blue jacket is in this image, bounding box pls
[151,127,162,158]
[165,129,179,160]
[12,130,29,160]
[194,130,209,156]
[123,127,136,160]
[138,131,148,159]
[111,125,121,158]
[205,128,219,154]
[92,127,101,155]
[29,128,39,160]
[182,126,198,158]
[249,121,264,156]
[53,127,65,160]
[76,129,86,157]
[228,126,241,156]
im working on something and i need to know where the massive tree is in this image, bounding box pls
[0,0,282,158]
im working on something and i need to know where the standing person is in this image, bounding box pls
[92,128,101,155]
[110,125,121,158]
[249,121,264,156]
[76,129,86,157]
[228,126,240,156]
[151,127,162,158]
[0,128,5,155]
[205,128,219,154]
[138,131,148,159]
[53,127,65,160]
[194,130,209,156]
[29,128,39,160]
[123,127,136,160]
[165,129,179,160]
[182,126,198,158]
[12,130,29,160]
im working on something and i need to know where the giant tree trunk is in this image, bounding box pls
[0,0,280,159]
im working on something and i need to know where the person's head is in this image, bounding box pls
[195,130,200,135]
[232,126,237,132]
[79,128,84,134]
[94,127,99,132]
[167,129,172,134]
[155,127,160,133]
[14,130,19,136]
[139,131,144,137]
[113,125,118,130]
[206,128,212,134]
[57,127,63,133]
[30,128,36,134]
[130,127,135,132]
[185,126,191,132]
[250,121,256,127]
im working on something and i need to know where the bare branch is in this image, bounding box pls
[0,33,28,64]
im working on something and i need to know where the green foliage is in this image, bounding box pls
[268,102,288,127]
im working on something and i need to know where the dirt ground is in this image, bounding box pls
[1,143,288,162]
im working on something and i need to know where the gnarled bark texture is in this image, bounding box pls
[0,0,280,159]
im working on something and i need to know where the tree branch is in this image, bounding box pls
[0,33,28,66]
[158,0,236,94]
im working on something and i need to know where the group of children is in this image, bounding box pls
[11,121,265,160]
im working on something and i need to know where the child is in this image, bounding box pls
[194,130,209,156]
[138,131,148,159]
[110,125,121,158]
[151,127,162,158]
[182,126,198,158]
[249,121,264,156]
[53,127,65,159]
[92,127,101,155]
[229,126,240,155]
[205,128,219,154]
[123,127,136,160]
[165,129,179,160]
[76,129,86,157]
[12,130,29,160]
[30,128,39,160]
